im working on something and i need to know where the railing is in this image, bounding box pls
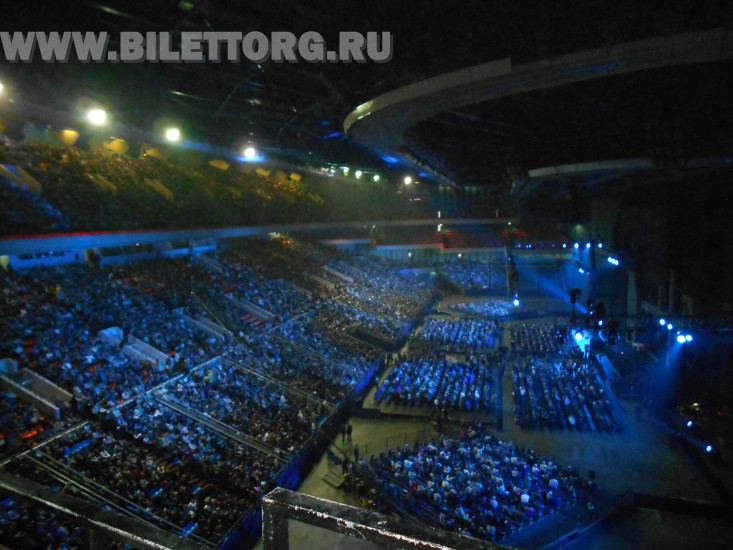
[359,427,436,458]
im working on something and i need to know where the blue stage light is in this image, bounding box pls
[586,242,591,248]
[686,420,693,428]
[598,320,603,326]
[706,445,713,453]
[659,319,666,326]
[574,332,584,342]
[667,323,673,330]
[574,243,579,249]
[677,334,686,344]
[685,335,692,342]
[513,299,520,307]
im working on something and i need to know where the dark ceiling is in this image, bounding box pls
[3,1,733,192]
[408,61,733,188]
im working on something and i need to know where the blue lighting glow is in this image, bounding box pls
[586,242,591,248]
[513,299,520,307]
[685,334,692,342]
[706,445,713,453]
[667,323,673,331]
[562,243,567,248]
[686,420,693,428]
[578,268,585,274]
[574,243,579,249]
[598,243,603,248]
[598,320,603,326]
[677,334,686,344]
[659,319,666,326]
[574,332,584,342]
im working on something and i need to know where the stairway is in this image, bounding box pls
[322,465,345,489]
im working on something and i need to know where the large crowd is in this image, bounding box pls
[507,324,620,432]
[0,236,626,547]
[512,358,620,432]
[438,261,498,292]
[375,352,496,413]
[449,298,529,318]
[0,245,434,546]
[415,318,499,353]
[368,429,587,542]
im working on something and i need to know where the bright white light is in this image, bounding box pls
[342,167,349,174]
[574,243,579,249]
[598,320,603,326]
[579,268,585,274]
[586,242,591,249]
[659,319,666,326]
[404,176,412,185]
[562,243,567,248]
[0,81,4,94]
[706,445,713,453]
[373,174,380,182]
[667,323,673,331]
[677,334,686,344]
[243,146,257,160]
[86,108,107,126]
[165,128,181,142]
[355,170,362,179]
[685,335,692,342]
[686,420,693,428]
[437,211,441,218]
[457,253,462,259]
[513,299,520,307]
[575,332,584,342]
[598,243,603,248]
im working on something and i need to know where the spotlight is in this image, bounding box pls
[706,445,713,453]
[373,174,380,182]
[667,324,673,331]
[598,320,603,326]
[513,299,520,307]
[355,170,362,179]
[676,334,686,344]
[562,243,567,248]
[659,319,666,326]
[685,335,692,342]
[243,146,257,160]
[686,420,693,428]
[574,332,584,342]
[165,127,181,142]
[586,242,591,249]
[598,243,603,248]
[404,176,412,185]
[0,81,4,94]
[86,108,107,126]
[574,243,579,249]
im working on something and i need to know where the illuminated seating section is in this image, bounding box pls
[0,243,619,546]
[375,352,496,413]
[0,247,428,545]
[415,318,499,353]
[369,432,587,542]
[509,324,620,432]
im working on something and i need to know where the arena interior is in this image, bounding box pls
[1,2,733,549]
